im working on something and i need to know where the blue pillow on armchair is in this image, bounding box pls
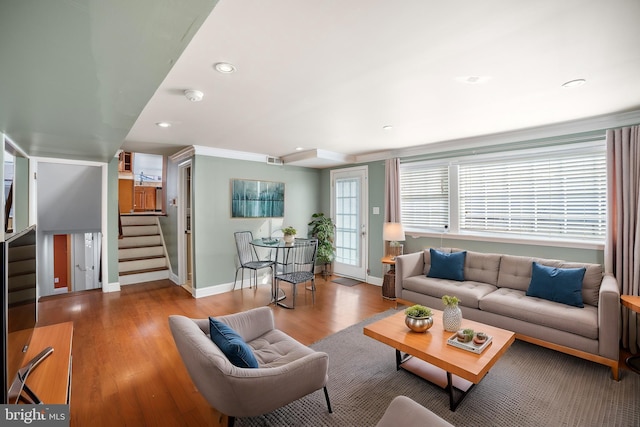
[526,262,586,308]
[427,249,466,281]
[209,317,259,368]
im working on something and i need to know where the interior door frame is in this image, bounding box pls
[330,165,368,281]
[177,159,193,294]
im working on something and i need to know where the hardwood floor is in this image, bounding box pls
[36,277,396,427]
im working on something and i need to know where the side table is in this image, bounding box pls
[621,295,640,373]
[381,256,396,300]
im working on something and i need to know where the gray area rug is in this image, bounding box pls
[236,309,640,427]
[332,277,363,287]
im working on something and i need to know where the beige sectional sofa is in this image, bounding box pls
[395,247,620,379]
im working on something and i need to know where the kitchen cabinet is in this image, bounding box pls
[118,151,133,173]
[118,179,134,213]
[134,186,157,212]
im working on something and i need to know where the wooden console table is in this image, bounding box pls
[19,322,73,404]
[621,295,640,373]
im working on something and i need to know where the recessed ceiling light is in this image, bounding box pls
[295,147,304,151]
[455,76,492,84]
[214,62,236,74]
[382,125,393,131]
[156,122,172,128]
[562,78,586,88]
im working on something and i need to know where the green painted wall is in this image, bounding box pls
[191,156,321,289]
[403,237,602,264]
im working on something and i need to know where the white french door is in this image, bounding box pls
[331,166,368,280]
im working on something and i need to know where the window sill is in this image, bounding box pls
[405,230,604,251]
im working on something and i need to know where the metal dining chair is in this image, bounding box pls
[233,231,275,290]
[273,239,318,308]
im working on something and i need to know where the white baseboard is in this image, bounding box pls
[103,281,121,293]
[193,282,235,298]
[169,272,180,284]
[368,276,383,286]
[193,277,271,299]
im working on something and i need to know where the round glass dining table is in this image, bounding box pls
[250,238,311,307]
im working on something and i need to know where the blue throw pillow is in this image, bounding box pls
[526,262,586,308]
[427,249,466,281]
[209,317,259,368]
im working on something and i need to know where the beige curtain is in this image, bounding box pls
[605,125,640,352]
[384,158,401,222]
[384,158,401,256]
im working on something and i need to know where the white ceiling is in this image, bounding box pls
[3,1,640,166]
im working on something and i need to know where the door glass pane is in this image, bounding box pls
[335,177,360,266]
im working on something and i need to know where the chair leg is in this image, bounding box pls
[228,415,235,427]
[292,282,297,308]
[323,386,332,413]
[233,268,241,290]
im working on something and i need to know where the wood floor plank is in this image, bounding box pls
[35,276,395,426]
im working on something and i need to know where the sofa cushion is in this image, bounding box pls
[496,255,563,292]
[479,288,598,339]
[403,275,497,309]
[209,317,259,368]
[526,262,586,308]
[560,261,603,307]
[249,329,316,368]
[423,247,452,276]
[460,251,502,286]
[427,249,466,281]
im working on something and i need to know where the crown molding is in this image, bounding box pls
[355,109,640,163]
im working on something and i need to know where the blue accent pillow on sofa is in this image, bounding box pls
[209,317,259,368]
[427,249,466,281]
[526,262,586,308]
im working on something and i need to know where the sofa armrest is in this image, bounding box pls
[598,273,620,360]
[395,252,424,297]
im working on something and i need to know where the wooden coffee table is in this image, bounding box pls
[364,309,515,410]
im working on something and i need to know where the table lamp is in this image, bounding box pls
[383,222,405,260]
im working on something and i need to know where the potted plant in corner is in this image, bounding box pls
[308,213,336,278]
[282,226,297,244]
[404,304,434,333]
[442,295,462,332]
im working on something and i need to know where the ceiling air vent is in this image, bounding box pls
[266,156,283,165]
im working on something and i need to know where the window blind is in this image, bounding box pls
[458,149,606,240]
[399,163,449,231]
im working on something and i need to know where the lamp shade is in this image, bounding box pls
[383,222,405,242]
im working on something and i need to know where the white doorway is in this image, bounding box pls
[178,160,193,293]
[330,166,368,281]
[72,232,101,291]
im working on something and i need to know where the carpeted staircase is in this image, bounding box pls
[118,215,169,285]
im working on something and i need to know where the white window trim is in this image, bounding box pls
[400,140,606,250]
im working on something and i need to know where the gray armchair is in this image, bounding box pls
[169,307,331,425]
[376,396,454,427]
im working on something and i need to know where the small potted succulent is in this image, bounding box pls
[457,328,475,343]
[404,304,434,333]
[282,226,297,244]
